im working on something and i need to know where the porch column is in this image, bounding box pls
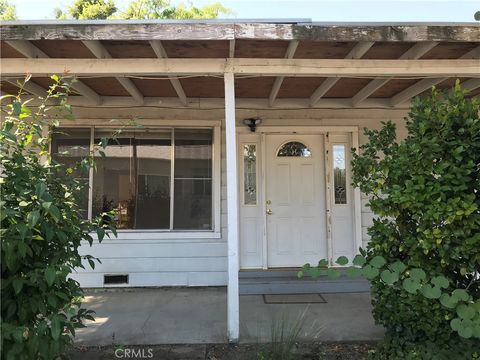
[224,72,240,342]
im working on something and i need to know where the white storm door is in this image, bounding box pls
[265,134,327,267]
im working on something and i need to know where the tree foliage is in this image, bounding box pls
[0,0,17,20]
[55,0,231,19]
[0,76,116,359]
[301,82,480,359]
[56,0,117,20]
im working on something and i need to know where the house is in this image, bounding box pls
[1,19,479,341]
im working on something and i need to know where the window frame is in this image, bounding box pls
[52,124,221,237]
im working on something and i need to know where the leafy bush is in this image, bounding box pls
[301,83,480,359]
[1,77,116,359]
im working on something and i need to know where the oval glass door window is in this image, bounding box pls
[277,141,312,157]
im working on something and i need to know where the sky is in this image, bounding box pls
[7,0,480,22]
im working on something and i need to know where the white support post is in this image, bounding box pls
[224,72,240,343]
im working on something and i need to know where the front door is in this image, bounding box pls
[265,134,327,267]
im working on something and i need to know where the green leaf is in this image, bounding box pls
[45,267,56,286]
[389,261,406,274]
[318,259,329,267]
[409,268,426,281]
[457,304,475,320]
[87,258,95,270]
[431,275,449,289]
[27,211,40,228]
[35,183,47,199]
[458,325,473,339]
[362,264,379,280]
[19,201,29,207]
[51,315,61,340]
[352,254,366,266]
[97,228,105,241]
[12,101,22,116]
[48,205,61,221]
[403,278,422,294]
[346,266,362,279]
[440,294,458,309]
[475,10,480,21]
[12,279,23,294]
[452,289,470,302]
[380,270,399,285]
[297,270,304,279]
[336,256,349,266]
[327,267,342,279]
[450,318,462,331]
[369,256,386,269]
[420,284,441,299]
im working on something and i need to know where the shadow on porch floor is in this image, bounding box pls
[75,287,383,346]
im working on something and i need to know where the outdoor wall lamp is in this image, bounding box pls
[243,117,262,132]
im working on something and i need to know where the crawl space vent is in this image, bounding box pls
[104,274,129,285]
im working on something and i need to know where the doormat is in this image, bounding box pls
[263,293,327,304]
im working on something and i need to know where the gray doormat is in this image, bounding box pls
[263,293,327,304]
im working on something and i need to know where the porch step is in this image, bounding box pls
[239,270,370,295]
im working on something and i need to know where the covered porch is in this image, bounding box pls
[1,20,479,342]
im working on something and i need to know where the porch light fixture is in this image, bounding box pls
[243,117,262,132]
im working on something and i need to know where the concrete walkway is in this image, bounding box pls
[76,287,383,346]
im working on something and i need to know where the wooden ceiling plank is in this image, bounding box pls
[268,40,299,106]
[309,41,374,106]
[5,78,48,97]
[82,40,144,104]
[352,41,439,106]
[5,40,101,105]
[149,40,187,106]
[391,45,480,106]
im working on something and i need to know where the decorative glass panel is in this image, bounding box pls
[243,144,257,205]
[333,144,347,204]
[277,141,311,157]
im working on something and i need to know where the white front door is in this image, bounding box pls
[265,134,327,267]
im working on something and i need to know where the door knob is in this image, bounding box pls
[266,208,273,215]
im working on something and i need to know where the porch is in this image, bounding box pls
[75,287,383,345]
[1,19,479,343]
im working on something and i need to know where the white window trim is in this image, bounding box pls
[54,122,222,238]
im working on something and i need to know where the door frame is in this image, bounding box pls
[238,126,362,269]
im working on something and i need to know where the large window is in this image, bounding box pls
[52,127,214,231]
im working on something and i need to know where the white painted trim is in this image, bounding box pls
[224,72,239,342]
[88,126,94,220]
[324,132,333,264]
[237,125,360,134]
[3,58,479,77]
[213,125,222,233]
[88,231,222,242]
[352,129,363,253]
[260,133,268,269]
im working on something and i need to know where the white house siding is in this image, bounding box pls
[68,108,408,287]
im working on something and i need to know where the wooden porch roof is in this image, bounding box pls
[1,21,479,108]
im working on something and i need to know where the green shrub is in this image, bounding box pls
[1,77,116,359]
[351,83,480,358]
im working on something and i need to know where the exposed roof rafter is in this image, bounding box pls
[229,40,235,58]
[5,40,102,105]
[390,45,480,107]
[351,41,439,107]
[309,41,374,107]
[268,40,299,107]
[149,40,188,106]
[82,40,144,105]
[5,78,49,98]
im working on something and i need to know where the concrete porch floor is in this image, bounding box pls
[75,287,383,346]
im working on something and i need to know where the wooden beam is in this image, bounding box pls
[4,40,101,105]
[5,78,48,97]
[268,40,299,106]
[351,41,439,106]
[3,58,479,78]
[1,23,479,42]
[14,95,412,109]
[224,71,239,342]
[82,40,144,104]
[149,40,188,106]
[309,41,374,106]
[390,45,480,106]
[229,39,235,58]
